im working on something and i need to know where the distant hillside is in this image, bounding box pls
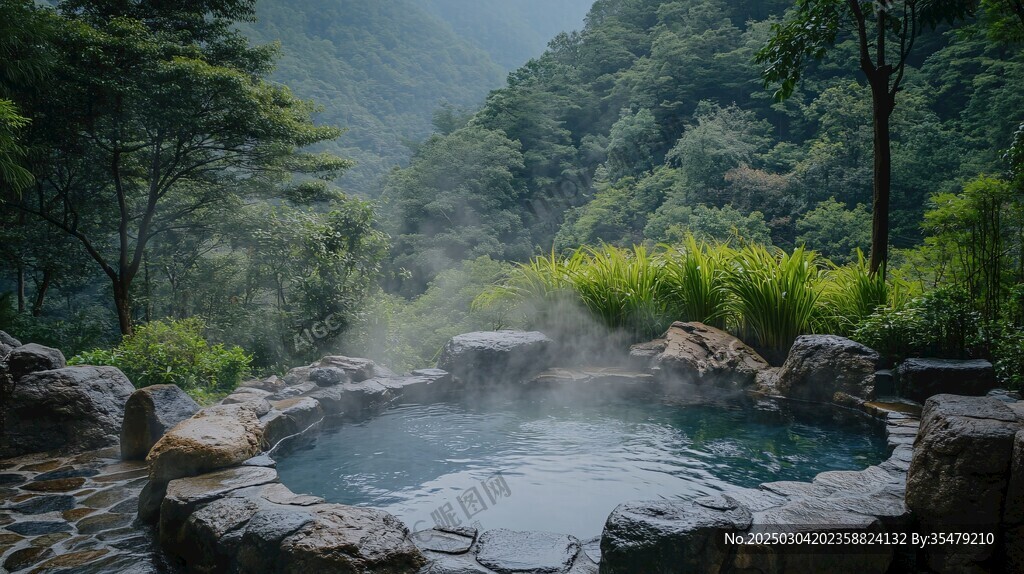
[422,0,594,69]
[244,0,594,194]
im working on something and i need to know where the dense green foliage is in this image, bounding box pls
[387,0,1022,292]
[241,0,590,194]
[4,0,1024,396]
[71,318,251,402]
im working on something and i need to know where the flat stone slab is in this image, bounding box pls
[8,494,76,515]
[414,528,476,554]
[475,529,581,573]
[6,521,73,536]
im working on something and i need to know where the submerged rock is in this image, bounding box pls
[1,366,134,458]
[775,335,878,406]
[475,529,581,574]
[120,384,200,460]
[437,330,554,384]
[896,358,996,403]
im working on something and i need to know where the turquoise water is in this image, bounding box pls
[275,390,888,538]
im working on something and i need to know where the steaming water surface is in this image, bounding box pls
[275,391,888,539]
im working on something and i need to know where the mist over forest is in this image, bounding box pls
[2,0,1024,396]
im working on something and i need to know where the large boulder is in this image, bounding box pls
[600,498,751,574]
[5,343,66,380]
[0,330,21,348]
[906,394,1023,572]
[1005,430,1024,572]
[120,384,201,460]
[437,331,554,383]
[635,322,770,388]
[774,335,878,406]
[0,365,134,458]
[0,330,20,360]
[147,403,265,485]
[141,402,265,522]
[896,358,996,403]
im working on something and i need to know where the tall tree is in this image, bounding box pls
[15,0,345,335]
[757,0,975,274]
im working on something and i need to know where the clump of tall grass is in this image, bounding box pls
[656,236,734,329]
[571,245,668,341]
[725,244,824,360]
[819,251,909,336]
[475,237,909,364]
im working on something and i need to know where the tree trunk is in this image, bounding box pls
[869,81,893,277]
[113,280,133,336]
[31,269,52,317]
[16,264,25,314]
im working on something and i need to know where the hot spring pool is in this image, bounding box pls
[275,390,889,539]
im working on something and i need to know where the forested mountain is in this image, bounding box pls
[385,0,1024,293]
[422,0,595,70]
[242,0,592,194]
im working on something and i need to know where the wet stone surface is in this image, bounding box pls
[0,447,171,573]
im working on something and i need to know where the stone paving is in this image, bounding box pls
[0,446,170,573]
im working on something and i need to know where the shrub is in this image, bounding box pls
[852,286,982,366]
[70,318,251,399]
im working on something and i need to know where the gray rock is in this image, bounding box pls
[1004,430,1024,571]
[643,322,771,388]
[600,499,751,574]
[236,506,316,572]
[309,367,348,387]
[874,369,895,396]
[120,384,200,460]
[5,343,66,380]
[0,330,22,348]
[278,503,426,572]
[906,394,1022,571]
[239,375,286,393]
[304,379,393,416]
[896,358,996,403]
[1,366,134,458]
[419,551,493,574]
[261,397,324,449]
[242,453,277,468]
[989,388,1022,403]
[158,466,279,542]
[284,356,395,387]
[775,335,879,405]
[414,527,476,555]
[475,529,580,574]
[437,331,554,384]
[165,495,262,571]
[628,339,666,368]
